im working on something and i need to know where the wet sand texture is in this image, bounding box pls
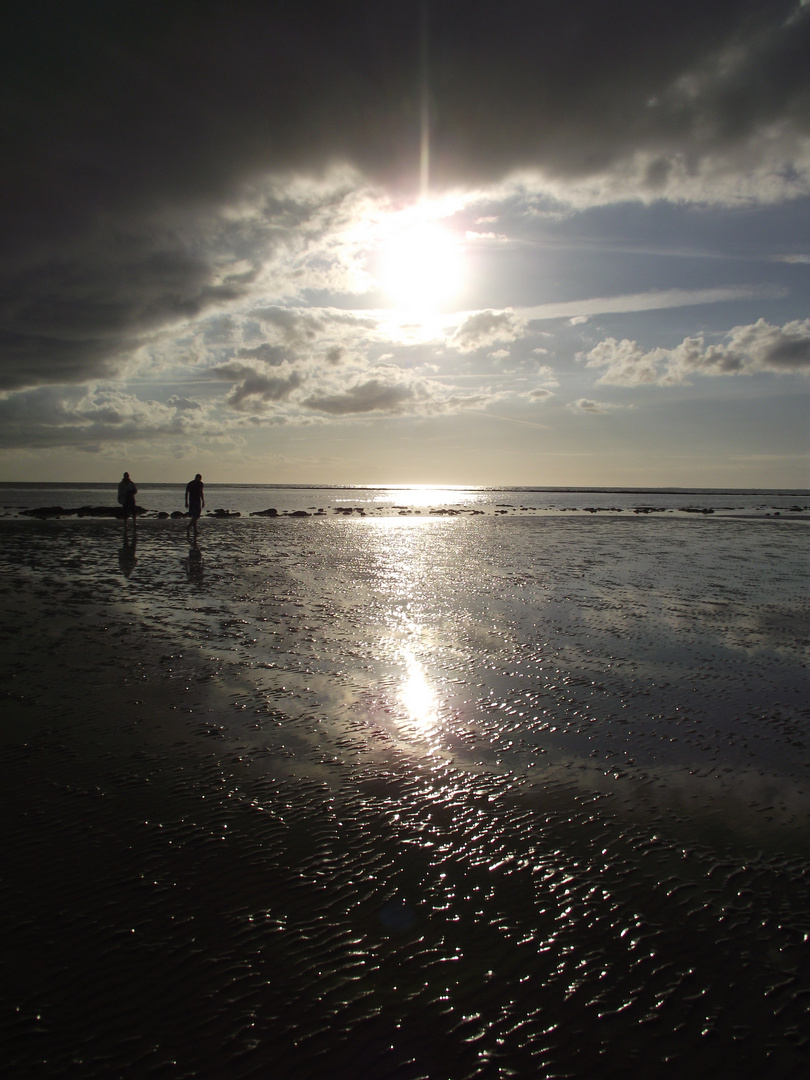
[1,515,808,1079]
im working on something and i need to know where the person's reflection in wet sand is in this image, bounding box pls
[184,544,204,586]
[118,527,137,578]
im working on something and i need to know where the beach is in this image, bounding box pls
[1,503,808,1078]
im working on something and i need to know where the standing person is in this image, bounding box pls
[117,471,138,528]
[185,473,205,544]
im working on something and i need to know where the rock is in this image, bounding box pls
[21,506,70,518]
[22,504,146,518]
[288,510,311,517]
[170,510,185,519]
[250,508,278,516]
[211,508,240,517]
[158,512,170,519]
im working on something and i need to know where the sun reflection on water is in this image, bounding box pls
[357,518,449,742]
[400,649,438,730]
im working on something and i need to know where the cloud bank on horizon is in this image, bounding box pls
[1,0,809,485]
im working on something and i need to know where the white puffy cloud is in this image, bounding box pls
[570,398,607,414]
[581,339,669,386]
[453,310,526,352]
[582,318,810,385]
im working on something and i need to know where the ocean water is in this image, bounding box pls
[1,480,809,518]
[0,504,808,1077]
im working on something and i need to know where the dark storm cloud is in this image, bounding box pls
[6,0,806,231]
[2,0,808,392]
[0,218,262,390]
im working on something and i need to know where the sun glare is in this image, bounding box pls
[401,650,437,729]
[377,209,464,314]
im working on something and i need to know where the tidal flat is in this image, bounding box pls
[1,513,808,1078]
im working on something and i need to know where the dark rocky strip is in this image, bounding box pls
[16,502,810,521]
[20,505,146,519]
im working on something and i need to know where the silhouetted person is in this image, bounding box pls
[118,471,138,530]
[185,473,205,543]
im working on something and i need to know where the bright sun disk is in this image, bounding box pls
[378,216,463,313]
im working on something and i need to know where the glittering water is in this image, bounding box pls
[0,513,808,1078]
[1,480,808,518]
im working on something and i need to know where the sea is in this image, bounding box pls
[1,480,808,518]
[0,484,808,1078]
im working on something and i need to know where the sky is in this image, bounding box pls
[1,0,809,488]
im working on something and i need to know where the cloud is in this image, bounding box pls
[212,363,303,411]
[529,388,554,401]
[303,378,425,416]
[582,318,810,385]
[300,368,503,417]
[534,364,559,386]
[251,307,324,346]
[581,339,666,386]
[0,205,271,391]
[522,285,786,324]
[5,1,808,223]
[453,310,525,352]
[167,396,203,412]
[0,385,210,450]
[569,398,608,414]
[2,1,809,405]
[234,344,289,367]
[568,397,629,414]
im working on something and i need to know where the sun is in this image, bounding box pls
[376,209,464,314]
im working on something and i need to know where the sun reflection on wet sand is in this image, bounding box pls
[400,648,438,730]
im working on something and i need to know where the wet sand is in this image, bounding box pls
[1,514,808,1078]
